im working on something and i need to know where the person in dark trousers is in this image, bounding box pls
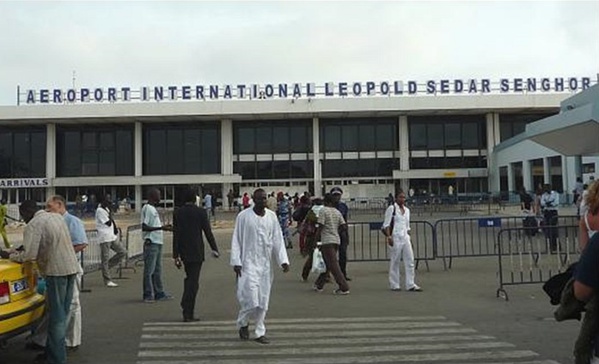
[173,189,220,322]
[540,183,560,252]
[330,187,351,281]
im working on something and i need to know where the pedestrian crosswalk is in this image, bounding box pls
[137,316,560,364]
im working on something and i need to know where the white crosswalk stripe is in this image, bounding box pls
[136,316,560,364]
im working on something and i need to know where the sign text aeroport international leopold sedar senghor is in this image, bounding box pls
[20,76,598,105]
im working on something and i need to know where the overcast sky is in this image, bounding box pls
[0,0,598,105]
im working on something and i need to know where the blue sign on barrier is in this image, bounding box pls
[369,222,383,231]
[478,218,502,228]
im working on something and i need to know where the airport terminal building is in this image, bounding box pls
[0,76,597,211]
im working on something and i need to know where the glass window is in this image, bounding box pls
[99,132,114,151]
[273,161,290,179]
[115,130,133,176]
[444,123,461,149]
[376,124,396,151]
[359,124,375,151]
[272,126,289,154]
[290,160,313,178]
[462,122,479,149]
[30,132,46,177]
[323,125,341,152]
[256,161,272,179]
[99,151,115,175]
[409,123,427,150]
[342,125,358,151]
[201,129,219,173]
[236,127,255,154]
[427,124,443,149]
[290,125,310,153]
[166,129,184,174]
[500,122,512,142]
[255,126,272,154]
[322,160,344,178]
[146,129,166,175]
[183,129,201,174]
[376,158,394,176]
[234,161,256,180]
[0,132,11,177]
[82,132,97,150]
[81,150,98,175]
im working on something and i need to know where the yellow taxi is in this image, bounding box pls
[0,259,45,345]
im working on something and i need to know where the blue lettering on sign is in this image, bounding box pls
[224,85,232,99]
[555,78,564,92]
[500,79,509,92]
[306,83,316,97]
[293,83,301,98]
[40,89,49,103]
[325,82,334,96]
[27,90,35,103]
[278,84,288,98]
[440,80,449,94]
[366,81,375,95]
[541,78,551,91]
[80,88,90,102]
[478,218,502,228]
[468,79,477,93]
[339,82,348,96]
[196,85,205,99]
[66,89,76,102]
[514,78,523,92]
[408,81,417,94]
[352,82,362,96]
[481,79,490,93]
[182,86,191,100]
[108,88,117,102]
[251,84,259,99]
[454,80,463,93]
[141,87,149,101]
[569,78,578,91]
[526,78,536,92]
[168,86,177,100]
[121,87,131,101]
[426,80,435,94]
[393,81,402,95]
[380,81,390,95]
[53,89,62,103]
[210,85,219,99]
[582,77,591,89]
[154,87,163,101]
[265,84,274,98]
[94,88,103,102]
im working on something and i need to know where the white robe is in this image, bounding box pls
[230,208,289,311]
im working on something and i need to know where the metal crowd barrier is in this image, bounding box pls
[496,224,580,301]
[124,224,144,269]
[80,228,123,292]
[346,221,436,271]
[434,215,579,270]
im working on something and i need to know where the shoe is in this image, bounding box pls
[408,285,423,292]
[391,288,402,292]
[143,298,155,303]
[255,336,270,344]
[239,326,249,340]
[313,285,323,293]
[300,276,308,282]
[183,317,200,322]
[333,289,350,295]
[67,346,79,354]
[155,294,174,301]
[106,281,118,287]
[25,341,45,351]
[344,276,352,281]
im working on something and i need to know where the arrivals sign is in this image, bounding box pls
[19,76,598,105]
[0,178,49,189]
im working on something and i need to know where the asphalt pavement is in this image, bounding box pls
[0,207,582,364]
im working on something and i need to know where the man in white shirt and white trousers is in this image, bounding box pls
[382,190,422,292]
[231,188,289,345]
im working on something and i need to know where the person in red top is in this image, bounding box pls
[242,193,250,209]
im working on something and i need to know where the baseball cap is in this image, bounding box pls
[330,187,343,195]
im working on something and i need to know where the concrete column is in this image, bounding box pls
[507,163,514,193]
[543,157,551,184]
[573,155,583,179]
[493,113,501,146]
[46,123,56,197]
[312,117,322,195]
[523,158,532,192]
[221,119,234,209]
[485,113,496,191]
[134,122,143,212]
[399,115,409,192]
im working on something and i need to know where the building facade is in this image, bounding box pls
[1,78,597,210]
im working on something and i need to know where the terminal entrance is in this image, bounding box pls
[0,188,46,205]
[408,178,488,203]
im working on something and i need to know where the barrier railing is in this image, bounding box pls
[124,224,144,270]
[80,228,123,291]
[434,215,579,269]
[496,224,580,301]
[346,221,436,271]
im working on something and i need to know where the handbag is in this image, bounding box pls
[381,205,396,236]
[311,244,326,274]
